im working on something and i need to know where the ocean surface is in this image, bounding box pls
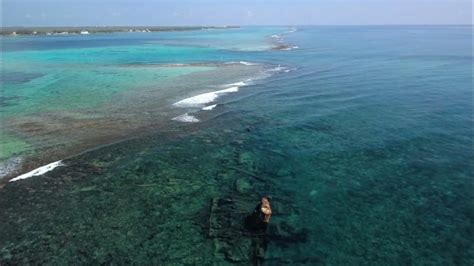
[0,26,472,264]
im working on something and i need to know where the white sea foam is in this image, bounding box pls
[0,156,23,179]
[217,86,239,93]
[9,161,64,182]
[224,81,248,87]
[284,67,298,73]
[172,113,200,123]
[267,65,288,72]
[202,104,217,111]
[239,61,259,66]
[173,87,239,108]
[265,65,297,74]
[271,34,281,38]
[173,91,219,107]
[224,61,259,66]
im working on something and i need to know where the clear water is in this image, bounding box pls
[0,27,274,163]
[0,26,472,264]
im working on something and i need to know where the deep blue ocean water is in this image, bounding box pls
[0,26,472,264]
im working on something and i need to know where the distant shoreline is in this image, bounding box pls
[0,26,240,36]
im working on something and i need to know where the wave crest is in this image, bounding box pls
[10,161,64,182]
[172,113,200,123]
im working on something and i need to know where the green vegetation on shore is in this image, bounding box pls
[0,26,239,36]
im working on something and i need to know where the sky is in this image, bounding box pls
[2,0,472,27]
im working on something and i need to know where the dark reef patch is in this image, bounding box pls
[1,71,44,85]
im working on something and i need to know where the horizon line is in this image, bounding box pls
[2,24,472,28]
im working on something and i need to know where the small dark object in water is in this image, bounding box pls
[245,197,272,232]
[245,126,254,132]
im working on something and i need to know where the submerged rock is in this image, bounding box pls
[267,221,309,245]
[238,152,254,165]
[271,201,294,215]
[208,197,266,264]
[235,178,252,193]
[272,45,291,50]
[276,168,293,178]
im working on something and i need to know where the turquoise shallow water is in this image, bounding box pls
[0,26,472,264]
[0,27,275,163]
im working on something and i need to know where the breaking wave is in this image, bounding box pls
[9,161,64,182]
[172,113,200,123]
[202,104,217,111]
[173,86,240,108]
